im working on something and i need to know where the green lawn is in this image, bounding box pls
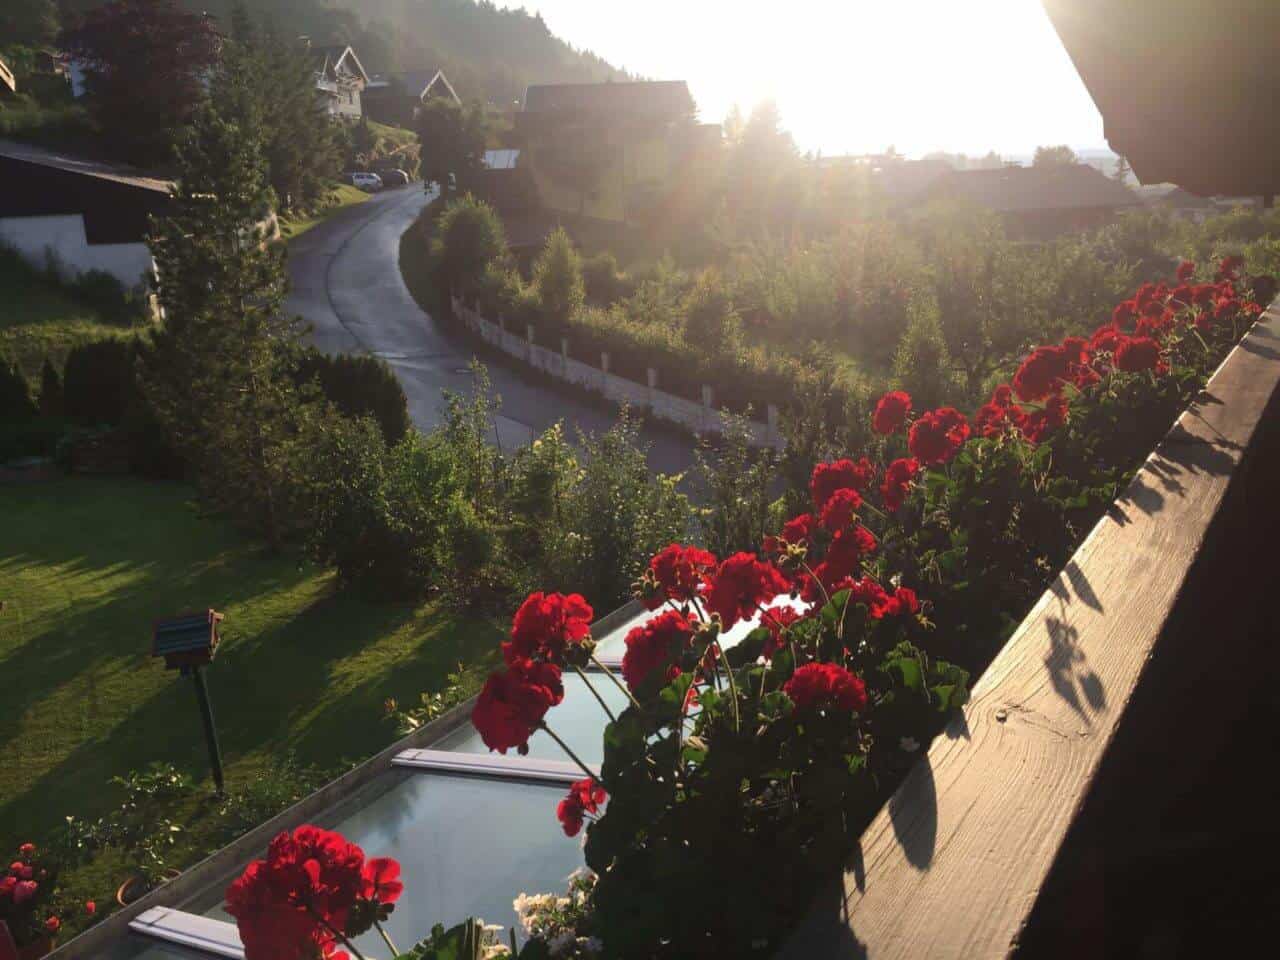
[0,475,499,916]
[0,255,136,380]
[280,182,370,240]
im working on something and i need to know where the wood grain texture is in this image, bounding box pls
[779,304,1280,960]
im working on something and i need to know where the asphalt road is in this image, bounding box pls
[285,184,698,475]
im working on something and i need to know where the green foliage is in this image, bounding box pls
[146,74,311,548]
[892,293,954,410]
[581,251,632,305]
[417,97,487,193]
[297,348,411,445]
[38,356,62,418]
[62,336,139,425]
[215,753,339,840]
[302,416,466,599]
[432,194,509,299]
[695,414,780,556]
[1032,144,1078,166]
[0,0,58,46]
[681,270,741,354]
[533,227,586,324]
[0,353,38,422]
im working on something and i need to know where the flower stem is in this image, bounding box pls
[590,652,644,714]
[540,722,598,783]
[312,912,368,960]
[717,641,741,732]
[572,663,617,723]
[374,919,398,957]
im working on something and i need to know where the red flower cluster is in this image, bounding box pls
[472,658,564,754]
[908,408,970,465]
[802,526,877,602]
[622,609,694,690]
[1176,259,1196,282]
[880,457,919,512]
[1013,345,1069,402]
[810,458,875,511]
[506,591,593,665]
[556,778,607,837]
[1114,335,1162,373]
[225,826,398,960]
[644,544,717,609]
[783,663,868,714]
[818,487,863,533]
[830,577,919,619]
[764,512,816,554]
[705,553,789,628]
[872,390,912,435]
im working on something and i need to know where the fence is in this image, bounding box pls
[452,297,785,449]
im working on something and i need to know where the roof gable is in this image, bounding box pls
[930,164,1139,213]
[522,81,694,118]
[311,44,369,85]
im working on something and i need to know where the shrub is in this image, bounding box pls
[296,348,410,445]
[581,250,632,304]
[69,269,145,325]
[892,293,954,410]
[431,193,508,299]
[62,336,138,425]
[302,417,465,599]
[38,356,63,417]
[682,269,742,354]
[533,227,586,324]
[0,353,38,422]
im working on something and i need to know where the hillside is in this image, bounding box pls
[27,0,629,108]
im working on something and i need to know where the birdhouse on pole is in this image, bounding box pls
[152,609,226,794]
[152,610,223,670]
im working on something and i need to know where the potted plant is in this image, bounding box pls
[0,843,64,960]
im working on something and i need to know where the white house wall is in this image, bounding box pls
[0,214,155,290]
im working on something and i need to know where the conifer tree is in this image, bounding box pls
[146,64,310,549]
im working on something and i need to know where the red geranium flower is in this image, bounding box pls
[44,917,60,935]
[760,605,803,659]
[1013,346,1068,401]
[908,407,970,465]
[880,457,919,512]
[1112,300,1137,328]
[810,458,876,510]
[361,858,403,905]
[990,384,1014,407]
[1176,260,1196,282]
[783,663,867,713]
[556,778,607,837]
[226,826,367,960]
[871,390,912,435]
[764,513,816,554]
[803,526,877,602]
[472,659,565,754]
[505,592,593,665]
[1091,323,1122,352]
[1213,298,1240,322]
[819,487,863,533]
[1191,283,1216,306]
[13,880,37,904]
[1114,336,1162,373]
[85,901,96,916]
[644,544,717,609]
[704,553,789,628]
[1021,393,1069,444]
[883,586,920,617]
[18,844,34,856]
[0,876,16,899]
[621,609,694,691]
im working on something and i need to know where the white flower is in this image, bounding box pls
[899,736,920,753]
[555,897,571,909]
[578,936,604,955]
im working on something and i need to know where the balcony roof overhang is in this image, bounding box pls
[1043,0,1280,197]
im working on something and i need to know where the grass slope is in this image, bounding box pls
[0,256,136,379]
[279,182,370,240]
[0,475,500,850]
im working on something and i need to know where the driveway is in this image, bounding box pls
[286,184,698,475]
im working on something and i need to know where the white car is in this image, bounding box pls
[351,172,383,192]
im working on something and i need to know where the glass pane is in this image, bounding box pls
[594,595,808,656]
[94,935,221,960]
[431,672,625,767]
[201,773,585,954]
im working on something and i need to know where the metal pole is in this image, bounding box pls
[191,666,225,796]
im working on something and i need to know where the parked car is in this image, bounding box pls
[379,169,410,187]
[350,172,383,192]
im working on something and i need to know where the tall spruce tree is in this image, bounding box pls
[146,63,309,549]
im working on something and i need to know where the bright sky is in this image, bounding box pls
[502,0,1106,158]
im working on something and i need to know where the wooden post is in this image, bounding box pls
[601,352,610,374]
[191,666,224,796]
[701,384,713,408]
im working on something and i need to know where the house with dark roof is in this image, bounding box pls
[0,138,171,292]
[309,43,369,121]
[363,68,460,127]
[919,163,1140,239]
[513,80,709,224]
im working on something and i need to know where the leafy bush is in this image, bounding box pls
[61,336,138,425]
[0,353,38,422]
[431,194,508,300]
[681,270,741,354]
[296,348,411,445]
[892,293,955,410]
[533,227,586,324]
[581,251,632,304]
[67,269,145,325]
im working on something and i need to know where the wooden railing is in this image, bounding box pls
[779,300,1280,958]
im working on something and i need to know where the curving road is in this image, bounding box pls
[285,184,698,474]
